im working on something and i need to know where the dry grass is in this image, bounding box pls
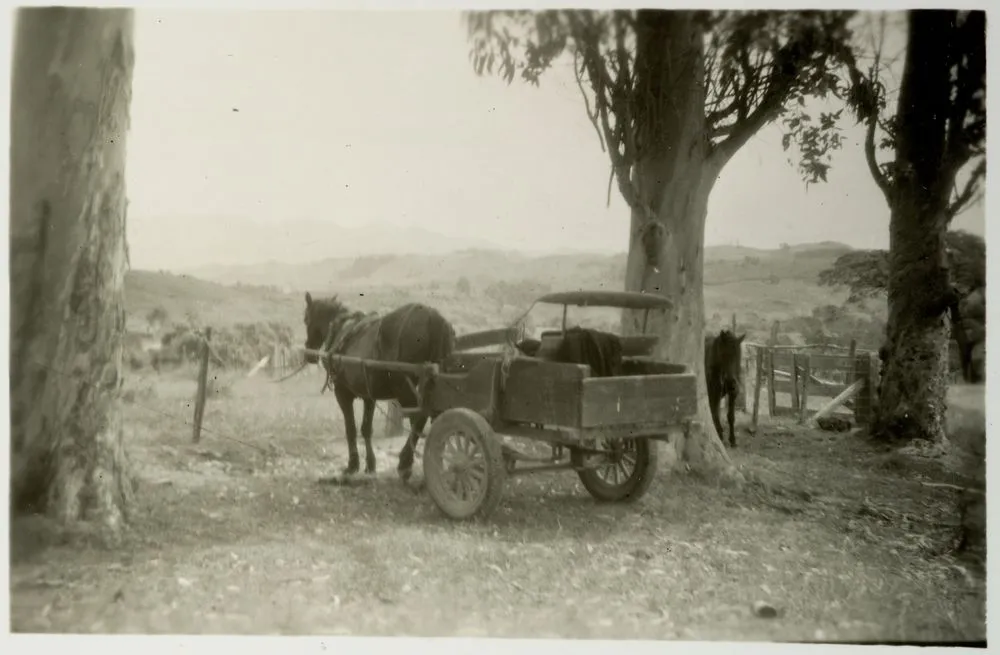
[9,368,985,642]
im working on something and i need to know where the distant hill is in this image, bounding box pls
[183,241,853,294]
[126,241,859,339]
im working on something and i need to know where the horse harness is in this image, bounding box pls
[320,311,381,396]
[319,304,430,412]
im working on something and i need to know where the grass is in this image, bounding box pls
[10,367,985,641]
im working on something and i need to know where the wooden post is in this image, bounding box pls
[192,327,211,443]
[733,313,747,411]
[766,322,779,416]
[799,354,811,424]
[767,347,777,417]
[809,380,865,428]
[847,339,857,381]
[790,352,801,413]
[751,346,764,432]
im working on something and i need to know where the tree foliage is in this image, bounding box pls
[818,230,985,302]
[842,11,986,220]
[465,10,861,212]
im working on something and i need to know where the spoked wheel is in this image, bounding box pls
[576,437,658,503]
[423,408,506,520]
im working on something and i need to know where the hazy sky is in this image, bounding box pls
[125,9,985,260]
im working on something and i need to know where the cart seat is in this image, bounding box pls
[534,331,565,360]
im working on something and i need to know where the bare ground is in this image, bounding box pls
[9,368,985,641]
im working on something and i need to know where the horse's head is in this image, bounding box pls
[303,292,348,364]
[714,329,746,388]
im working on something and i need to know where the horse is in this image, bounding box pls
[705,329,746,448]
[302,292,456,481]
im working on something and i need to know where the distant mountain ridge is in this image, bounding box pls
[176,241,854,295]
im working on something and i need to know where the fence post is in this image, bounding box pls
[766,322,779,417]
[751,346,764,432]
[767,348,777,417]
[193,327,212,443]
[790,352,800,413]
[733,313,747,411]
[799,354,811,424]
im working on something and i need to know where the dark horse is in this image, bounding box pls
[302,292,456,481]
[705,329,746,448]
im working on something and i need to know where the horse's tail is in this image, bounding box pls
[431,311,457,363]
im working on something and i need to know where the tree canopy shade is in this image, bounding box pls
[464,10,863,478]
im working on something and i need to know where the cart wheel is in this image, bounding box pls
[576,437,658,503]
[423,408,506,520]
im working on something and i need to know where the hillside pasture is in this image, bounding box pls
[9,365,985,640]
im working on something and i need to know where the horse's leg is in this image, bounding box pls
[398,415,429,482]
[334,385,360,475]
[360,398,377,474]
[707,383,725,445]
[726,386,737,448]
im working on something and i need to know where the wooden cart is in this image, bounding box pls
[317,290,699,521]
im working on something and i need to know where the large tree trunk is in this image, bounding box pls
[619,13,738,482]
[10,8,136,537]
[873,11,961,443]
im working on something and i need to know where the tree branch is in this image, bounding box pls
[573,49,606,154]
[708,71,790,170]
[946,159,986,220]
[863,112,891,205]
[862,33,891,205]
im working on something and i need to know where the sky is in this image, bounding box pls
[124,9,985,268]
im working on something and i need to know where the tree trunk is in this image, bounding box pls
[619,13,738,482]
[873,11,961,443]
[10,8,136,537]
[875,201,951,442]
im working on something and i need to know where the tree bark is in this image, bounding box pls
[10,8,136,537]
[873,11,962,443]
[619,13,739,482]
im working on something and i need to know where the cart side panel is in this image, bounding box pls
[579,374,698,428]
[500,358,587,427]
[430,359,500,417]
